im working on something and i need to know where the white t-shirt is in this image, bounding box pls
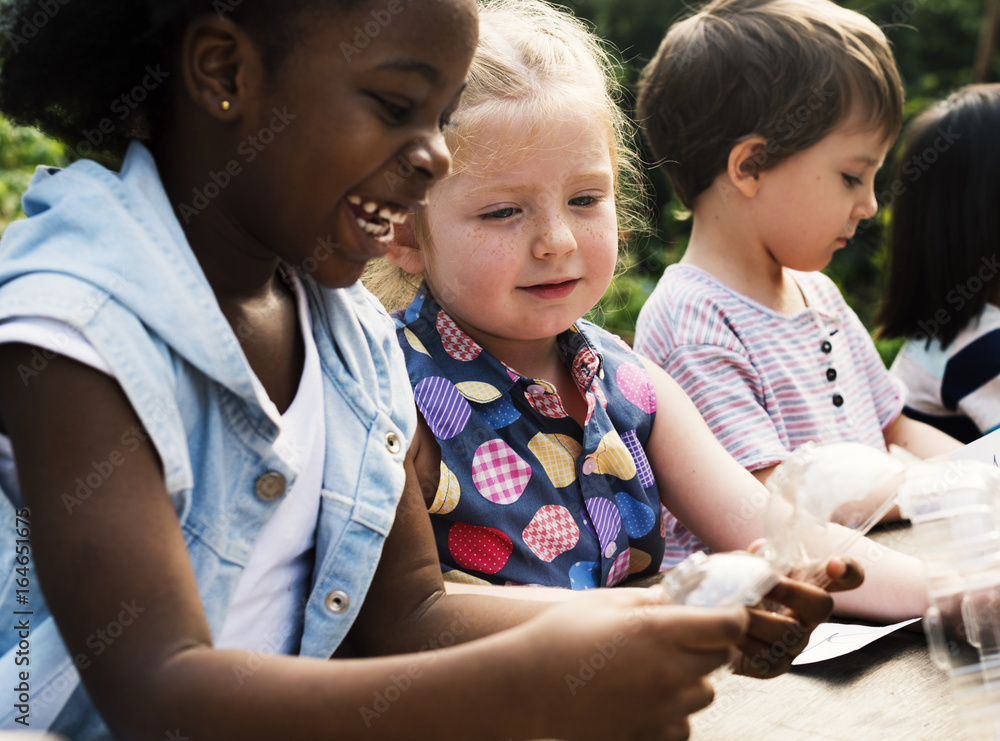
[0,274,325,655]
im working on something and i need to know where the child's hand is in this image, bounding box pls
[731,558,863,678]
[516,589,747,741]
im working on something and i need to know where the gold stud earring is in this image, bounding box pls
[220,100,231,111]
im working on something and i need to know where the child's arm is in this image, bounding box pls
[883,412,964,459]
[0,344,748,741]
[876,413,964,523]
[638,357,930,623]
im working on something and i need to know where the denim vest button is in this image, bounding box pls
[385,431,401,455]
[325,590,350,614]
[254,471,286,500]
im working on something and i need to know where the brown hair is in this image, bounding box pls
[636,0,903,210]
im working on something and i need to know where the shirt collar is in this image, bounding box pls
[400,285,606,395]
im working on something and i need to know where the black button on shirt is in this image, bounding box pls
[826,368,837,382]
[833,393,844,407]
[821,340,832,353]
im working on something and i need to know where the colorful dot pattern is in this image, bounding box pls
[447,522,513,574]
[429,461,461,515]
[621,429,656,489]
[628,547,653,575]
[442,569,491,586]
[472,439,532,504]
[527,388,570,419]
[413,376,471,440]
[522,504,580,562]
[404,327,430,356]
[437,311,481,362]
[395,292,669,589]
[528,432,582,489]
[617,362,657,414]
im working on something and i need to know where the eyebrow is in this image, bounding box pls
[850,155,882,167]
[375,58,441,84]
[460,170,615,200]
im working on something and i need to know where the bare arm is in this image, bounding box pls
[883,413,964,459]
[0,344,749,741]
[639,357,929,623]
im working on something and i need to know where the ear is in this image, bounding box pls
[726,136,770,198]
[178,14,261,120]
[386,217,427,274]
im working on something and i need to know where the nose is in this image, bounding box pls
[854,182,878,221]
[531,209,578,259]
[403,131,453,183]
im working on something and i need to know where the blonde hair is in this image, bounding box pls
[637,0,904,210]
[364,0,646,312]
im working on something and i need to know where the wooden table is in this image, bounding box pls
[690,523,976,741]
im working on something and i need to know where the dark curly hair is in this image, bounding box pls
[0,0,356,159]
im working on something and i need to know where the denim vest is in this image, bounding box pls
[0,142,415,737]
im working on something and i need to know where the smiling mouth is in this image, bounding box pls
[346,194,409,238]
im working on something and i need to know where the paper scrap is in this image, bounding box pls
[791,618,921,665]
[948,427,1000,467]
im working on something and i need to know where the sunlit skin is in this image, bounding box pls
[416,111,618,406]
[684,112,892,315]
[746,119,889,275]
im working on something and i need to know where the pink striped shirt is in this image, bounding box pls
[635,264,905,475]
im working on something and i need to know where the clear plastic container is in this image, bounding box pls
[897,460,1000,740]
[658,441,906,611]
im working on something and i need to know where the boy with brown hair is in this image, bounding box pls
[633,0,960,536]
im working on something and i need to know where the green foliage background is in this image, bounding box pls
[0,0,992,368]
[576,0,991,366]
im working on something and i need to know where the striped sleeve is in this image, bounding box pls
[664,344,788,472]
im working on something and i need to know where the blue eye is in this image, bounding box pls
[481,207,519,220]
[842,174,862,187]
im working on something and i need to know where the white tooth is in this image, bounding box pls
[388,212,408,224]
[356,218,369,229]
[378,208,392,220]
[363,201,378,213]
[347,195,362,205]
